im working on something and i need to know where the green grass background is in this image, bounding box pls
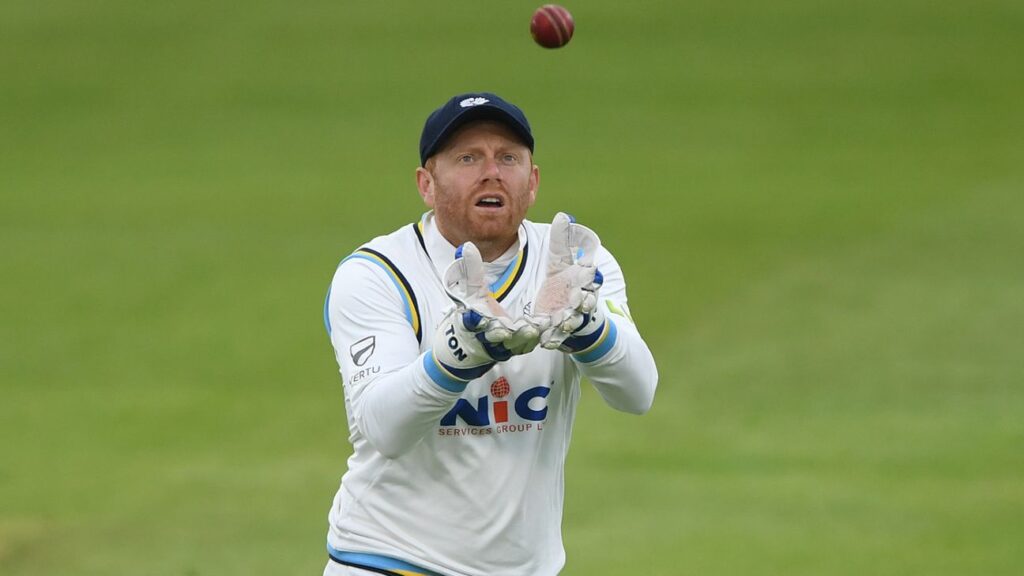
[2,1,1022,574]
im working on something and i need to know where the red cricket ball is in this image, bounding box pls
[530,4,575,49]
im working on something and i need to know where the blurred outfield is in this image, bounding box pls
[2,1,1022,574]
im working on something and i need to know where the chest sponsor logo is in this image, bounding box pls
[350,335,376,366]
[438,377,552,436]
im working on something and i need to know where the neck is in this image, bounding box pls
[472,238,517,262]
[433,221,517,262]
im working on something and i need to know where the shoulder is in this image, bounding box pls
[353,223,422,260]
[328,223,424,301]
[326,221,430,337]
[332,222,424,274]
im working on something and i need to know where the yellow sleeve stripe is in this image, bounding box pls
[489,242,529,302]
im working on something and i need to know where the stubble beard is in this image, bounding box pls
[430,171,528,259]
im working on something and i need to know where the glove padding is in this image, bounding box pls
[531,213,607,352]
[432,242,541,382]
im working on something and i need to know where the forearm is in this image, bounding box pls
[573,316,658,414]
[352,352,466,458]
[328,259,466,459]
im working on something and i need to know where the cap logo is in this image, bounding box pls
[459,97,489,108]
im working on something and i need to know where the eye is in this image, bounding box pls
[457,154,475,164]
[500,153,519,165]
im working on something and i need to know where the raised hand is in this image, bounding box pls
[530,213,607,353]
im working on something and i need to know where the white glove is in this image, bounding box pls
[530,212,607,353]
[431,242,541,383]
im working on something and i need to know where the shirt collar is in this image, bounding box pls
[419,211,528,292]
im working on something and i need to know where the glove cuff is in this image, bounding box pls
[426,311,502,391]
[423,350,494,392]
[569,316,619,363]
[561,313,604,351]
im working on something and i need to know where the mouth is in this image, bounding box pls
[475,195,505,209]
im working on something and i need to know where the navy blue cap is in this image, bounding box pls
[419,92,534,166]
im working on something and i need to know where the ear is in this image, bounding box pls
[416,166,435,207]
[527,163,540,207]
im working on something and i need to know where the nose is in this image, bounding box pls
[481,155,502,180]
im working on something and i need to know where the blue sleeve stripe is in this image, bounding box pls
[327,544,444,576]
[572,319,618,364]
[323,284,332,336]
[422,352,470,393]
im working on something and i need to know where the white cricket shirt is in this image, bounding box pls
[323,211,658,576]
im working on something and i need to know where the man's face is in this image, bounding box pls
[417,121,539,258]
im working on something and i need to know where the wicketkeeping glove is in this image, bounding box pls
[430,242,541,383]
[530,212,608,353]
